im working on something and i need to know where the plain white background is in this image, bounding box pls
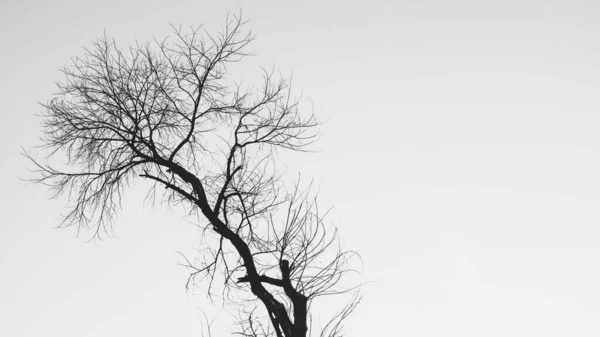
[2,0,600,335]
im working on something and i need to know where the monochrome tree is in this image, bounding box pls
[28,13,359,337]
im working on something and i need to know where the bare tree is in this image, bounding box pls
[27,12,360,337]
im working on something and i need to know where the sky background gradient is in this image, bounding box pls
[2,0,600,336]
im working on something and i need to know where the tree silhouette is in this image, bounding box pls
[27,13,360,337]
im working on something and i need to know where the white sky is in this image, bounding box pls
[2,0,600,336]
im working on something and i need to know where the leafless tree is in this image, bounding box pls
[27,12,360,337]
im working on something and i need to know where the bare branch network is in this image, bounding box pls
[28,13,360,337]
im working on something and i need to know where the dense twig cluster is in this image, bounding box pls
[28,13,360,337]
